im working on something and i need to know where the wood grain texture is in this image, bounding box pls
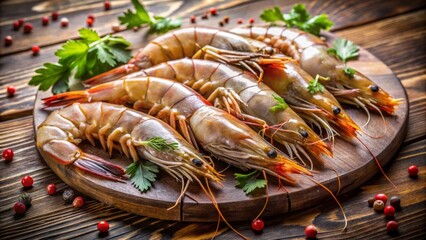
[0,0,425,239]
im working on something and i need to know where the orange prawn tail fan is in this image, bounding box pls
[43,91,90,108]
[84,63,135,86]
[274,156,313,184]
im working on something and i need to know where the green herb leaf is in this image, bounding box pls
[328,38,359,63]
[307,74,328,94]
[235,171,267,195]
[137,137,179,151]
[118,0,181,34]
[270,94,288,112]
[260,4,334,36]
[126,161,159,192]
[29,63,70,94]
[343,67,356,78]
[260,6,285,22]
[29,28,131,94]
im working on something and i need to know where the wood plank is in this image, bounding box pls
[0,115,423,238]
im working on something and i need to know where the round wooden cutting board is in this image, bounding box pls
[33,33,408,222]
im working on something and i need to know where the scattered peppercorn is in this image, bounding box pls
[32,45,40,56]
[251,219,264,232]
[112,24,120,32]
[60,18,69,27]
[4,36,13,46]
[21,175,34,188]
[42,16,49,26]
[219,21,224,27]
[23,23,33,34]
[223,16,229,24]
[6,86,16,97]
[384,206,395,217]
[18,192,32,208]
[237,18,244,24]
[368,197,375,207]
[18,18,25,26]
[13,21,21,30]
[305,225,318,238]
[373,200,385,211]
[408,165,418,177]
[47,183,56,195]
[63,188,75,204]
[210,7,218,16]
[201,13,208,20]
[51,12,59,21]
[249,17,255,24]
[132,26,139,32]
[2,148,14,160]
[73,196,84,208]
[375,193,387,204]
[386,220,398,232]
[13,202,27,215]
[104,1,111,11]
[389,196,401,208]
[86,18,94,27]
[97,221,110,232]
[88,14,95,21]
[190,15,196,24]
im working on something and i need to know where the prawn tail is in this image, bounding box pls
[85,64,136,86]
[379,98,403,115]
[43,91,90,108]
[274,156,313,184]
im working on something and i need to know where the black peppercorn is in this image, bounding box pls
[63,189,75,204]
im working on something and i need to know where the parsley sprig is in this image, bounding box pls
[260,4,334,36]
[119,0,181,34]
[327,38,360,78]
[29,29,131,94]
[235,170,267,195]
[307,74,329,94]
[270,95,288,112]
[126,161,159,192]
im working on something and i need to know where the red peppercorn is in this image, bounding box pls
[210,7,218,16]
[375,193,387,204]
[51,12,59,21]
[7,86,16,97]
[97,221,110,232]
[73,196,84,208]
[305,225,318,238]
[386,220,398,232]
[21,176,34,188]
[88,14,95,21]
[190,15,196,24]
[42,16,49,26]
[4,36,13,46]
[86,18,94,27]
[408,165,418,177]
[47,184,56,195]
[223,16,229,24]
[13,202,27,215]
[13,21,21,30]
[384,206,395,217]
[104,1,111,10]
[251,219,264,232]
[18,18,25,26]
[2,148,14,161]
[32,45,40,56]
[237,18,244,24]
[60,18,69,27]
[249,18,255,24]
[23,23,33,33]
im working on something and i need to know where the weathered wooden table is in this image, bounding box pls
[0,0,425,239]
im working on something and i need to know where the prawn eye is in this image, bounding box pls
[332,106,341,115]
[192,159,203,167]
[300,129,309,138]
[263,46,274,55]
[267,149,277,158]
[370,85,379,92]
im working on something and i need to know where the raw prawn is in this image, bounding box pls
[43,77,312,183]
[85,27,281,85]
[231,25,401,117]
[123,58,332,165]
